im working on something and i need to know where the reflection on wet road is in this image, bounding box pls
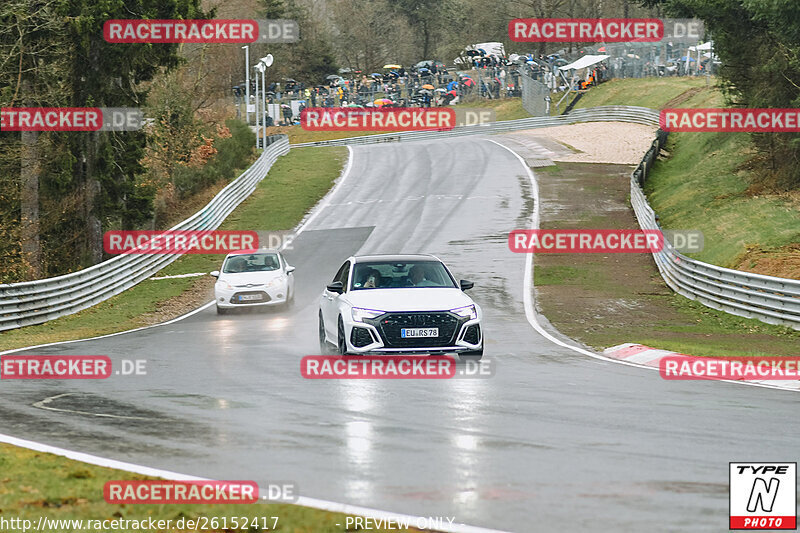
[1,136,797,532]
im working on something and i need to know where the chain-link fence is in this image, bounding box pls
[520,74,551,116]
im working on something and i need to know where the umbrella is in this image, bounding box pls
[460,74,472,79]
[325,74,341,80]
[434,88,447,93]
[421,84,435,90]
[347,102,363,108]
[282,78,296,82]
[370,73,382,78]
[462,78,475,87]
[373,98,393,106]
[383,64,402,69]
[679,56,696,62]
[597,46,606,52]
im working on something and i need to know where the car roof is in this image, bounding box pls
[225,249,281,258]
[352,254,439,263]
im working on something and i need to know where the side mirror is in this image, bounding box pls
[326,281,344,294]
[286,265,296,274]
[460,279,474,291]
[210,271,220,278]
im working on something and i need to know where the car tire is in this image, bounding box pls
[216,305,228,315]
[337,316,350,355]
[319,312,329,354]
[286,288,294,309]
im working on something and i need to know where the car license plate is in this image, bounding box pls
[401,328,438,338]
[238,294,262,301]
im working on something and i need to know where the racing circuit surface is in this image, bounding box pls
[1,136,797,532]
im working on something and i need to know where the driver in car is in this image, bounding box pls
[407,265,437,287]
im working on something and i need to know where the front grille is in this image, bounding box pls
[463,324,481,345]
[230,291,270,304]
[371,312,462,348]
[351,326,375,348]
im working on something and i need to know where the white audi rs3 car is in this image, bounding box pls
[318,254,483,358]
[211,249,295,314]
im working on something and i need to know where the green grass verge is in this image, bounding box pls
[0,147,347,352]
[0,443,416,532]
[568,76,800,272]
[535,262,800,357]
[573,76,712,110]
[644,90,800,268]
[453,97,529,121]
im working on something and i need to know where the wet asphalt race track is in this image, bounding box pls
[1,136,798,532]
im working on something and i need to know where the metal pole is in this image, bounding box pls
[242,45,250,124]
[254,67,260,149]
[262,63,267,146]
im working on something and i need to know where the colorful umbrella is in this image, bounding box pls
[373,98,393,106]
[462,78,475,87]
[421,84,435,90]
[383,64,402,69]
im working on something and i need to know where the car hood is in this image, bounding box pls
[219,271,282,286]
[344,288,474,312]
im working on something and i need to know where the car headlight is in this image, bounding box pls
[352,307,384,322]
[217,280,233,290]
[451,305,477,320]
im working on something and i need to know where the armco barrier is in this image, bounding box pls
[294,105,800,330]
[3,107,798,332]
[628,133,800,330]
[291,106,660,147]
[0,136,289,332]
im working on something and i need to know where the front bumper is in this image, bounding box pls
[215,283,289,309]
[344,311,482,355]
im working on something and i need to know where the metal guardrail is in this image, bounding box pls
[295,105,800,330]
[628,132,800,330]
[3,106,797,332]
[291,106,660,147]
[0,136,290,332]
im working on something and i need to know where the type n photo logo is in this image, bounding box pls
[730,463,796,530]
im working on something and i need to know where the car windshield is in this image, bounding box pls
[223,253,280,273]
[351,260,456,290]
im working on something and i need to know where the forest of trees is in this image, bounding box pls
[1,0,797,283]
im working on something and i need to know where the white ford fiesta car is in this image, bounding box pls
[318,254,483,358]
[211,249,295,314]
